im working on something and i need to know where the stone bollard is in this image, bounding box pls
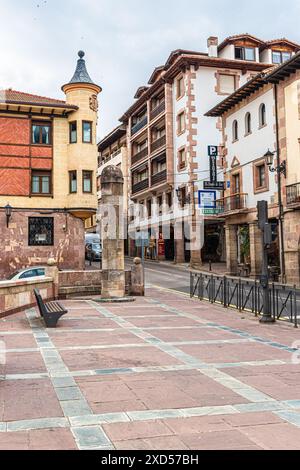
[100,165,125,299]
[130,258,145,297]
[45,258,59,300]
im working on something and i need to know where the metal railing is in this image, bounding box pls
[151,135,166,153]
[190,271,298,327]
[150,101,166,121]
[216,193,248,213]
[132,147,148,165]
[151,169,167,186]
[132,178,149,194]
[286,182,300,206]
[131,116,148,136]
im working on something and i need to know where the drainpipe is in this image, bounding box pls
[274,83,286,283]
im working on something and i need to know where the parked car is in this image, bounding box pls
[7,267,46,281]
[85,243,102,261]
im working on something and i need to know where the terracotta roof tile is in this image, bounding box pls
[0,89,74,108]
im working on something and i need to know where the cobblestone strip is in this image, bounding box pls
[25,309,114,451]
[147,298,300,355]
[1,400,300,433]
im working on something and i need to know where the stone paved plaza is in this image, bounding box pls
[1,287,300,450]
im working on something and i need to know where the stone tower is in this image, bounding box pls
[62,51,102,220]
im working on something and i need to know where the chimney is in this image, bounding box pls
[207,36,219,57]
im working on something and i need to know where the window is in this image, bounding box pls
[32,122,51,145]
[31,171,51,195]
[147,199,152,218]
[157,195,163,215]
[178,148,186,169]
[167,192,173,209]
[219,74,236,94]
[176,76,184,99]
[232,120,239,141]
[133,168,148,184]
[254,161,268,192]
[257,164,266,188]
[69,171,77,193]
[232,173,241,194]
[272,51,292,64]
[28,217,54,246]
[83,170,93,193]
[69,121,77,143]
[177,112,185,134]
[259,104,266,127]
[152,158,166,175]
[235,47,255,61]
[245,112,252,135]
[82,121,92,143]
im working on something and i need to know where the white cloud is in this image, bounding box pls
[0,0,300,138]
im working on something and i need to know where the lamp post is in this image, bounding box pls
[264,149,286,283]
[4,204,12,228]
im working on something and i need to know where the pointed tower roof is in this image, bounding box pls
[62,51,101,93]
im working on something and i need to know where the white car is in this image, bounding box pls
[7,267,46,281]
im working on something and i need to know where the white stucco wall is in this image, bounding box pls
[224,87,277,208]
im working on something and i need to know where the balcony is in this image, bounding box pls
[131,116,148,136]
[151,169,167,187]
[216,193,248,214]
[131,147,148,165]
[132,178,149,194]
[151,135,166,154]
[150,101,165,121]
[286,182,300,206]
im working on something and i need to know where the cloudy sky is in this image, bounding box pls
[1,0,300,138]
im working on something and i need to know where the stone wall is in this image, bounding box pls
[0,211,85,280]
[0,277,54,318]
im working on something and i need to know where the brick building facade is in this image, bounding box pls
[0,52,101,279]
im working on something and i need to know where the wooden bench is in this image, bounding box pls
[34,289,68,328]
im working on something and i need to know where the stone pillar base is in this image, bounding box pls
[101,270,125,299]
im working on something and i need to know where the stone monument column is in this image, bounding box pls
[101,166,125,298]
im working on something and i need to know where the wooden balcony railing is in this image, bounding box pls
[131,147,148,165]
[216,193,248,213]
[151,135,166,153]
[132,178,149,194]
[286,182,300,206]
[151,169,167,187]
[150,101,166,121]
[131,116,148,136]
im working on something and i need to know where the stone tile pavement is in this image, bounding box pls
[0,287,300,450]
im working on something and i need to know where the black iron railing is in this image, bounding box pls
[216,193,248,213]
[151,169,167,186]
[131,116,148,136]
[190,271,298,327]
[151,135,166,153]
[132,147,148,165]
[286,182,300,206]
[150,101,165,121]
[132,178,149,194]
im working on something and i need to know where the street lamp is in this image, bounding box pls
[264,149,286,283]
[5,204,12,228]
[264,149,286,177]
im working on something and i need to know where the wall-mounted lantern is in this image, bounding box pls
[5,204,12,228]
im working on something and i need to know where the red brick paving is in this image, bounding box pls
[0,287,300,450]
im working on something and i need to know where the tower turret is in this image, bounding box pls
[61,51,102,220]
